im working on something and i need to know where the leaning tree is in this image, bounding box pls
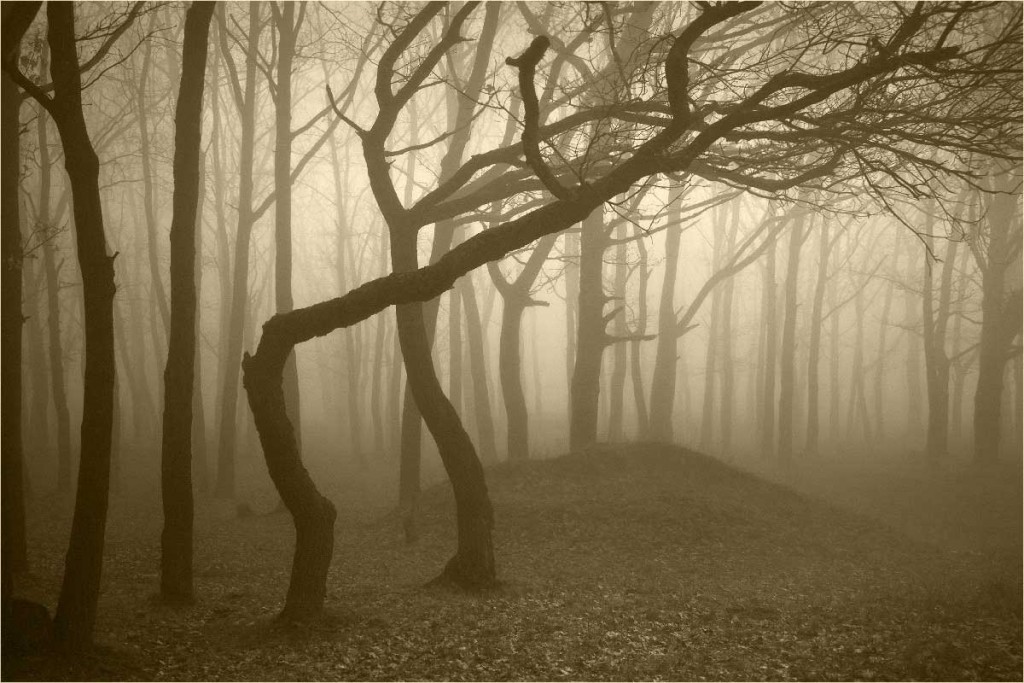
[241,1,1020,620]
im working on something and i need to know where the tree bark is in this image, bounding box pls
[570,208,610,450]
[4,1,127,651]
[160,0,214,605]
[1,15,27,577]
[273,1,303,461]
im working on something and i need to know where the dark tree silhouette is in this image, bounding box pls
[160,0,215,605]
[2,0,143,651]
[243,0,1019,619]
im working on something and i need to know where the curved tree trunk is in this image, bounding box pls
[499,298,529,460]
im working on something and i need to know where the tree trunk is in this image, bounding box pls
[273,1,303,462]
[137,16,171,342]
[777,209,807,465]
[13,2,123,651]
[629,224,650,439]
[449,278,463,413]
[717,207,739,456]
[804,221,832,455]
[759,230,779,458]
[923,223,956,464]
[649,198,683,442]
[192,153,209,495]
[609,222,628,442]
[1,22,27,576]
[215,3,261,499]
[499,296,529,460]
[38,107,73,494]
[459,271,498,464]
[242,343,336,621]
[570,208,609,450]
[160,0,214,605]
[974,173,1022,466]
[699,212,724,451]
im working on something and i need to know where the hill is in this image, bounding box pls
[10,443,1022,680]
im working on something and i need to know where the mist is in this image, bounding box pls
[3,2,1021,680]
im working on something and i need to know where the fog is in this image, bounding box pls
[3,1,1021,678]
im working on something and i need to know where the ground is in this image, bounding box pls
[7,444,1022,681]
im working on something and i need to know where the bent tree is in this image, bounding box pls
[2,1,142,650]
[243,1,1020,619]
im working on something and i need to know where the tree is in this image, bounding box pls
[160,0,215,605]
[972,168,1023,465]
[246,0,1020,619]
[488,233,558,460]
[3,0,143,651]
[1,4,28,584]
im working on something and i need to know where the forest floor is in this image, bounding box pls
[7,443,1022,681]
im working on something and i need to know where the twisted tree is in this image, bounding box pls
[243,1,1020,619]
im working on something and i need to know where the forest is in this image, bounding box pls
[1,1,1022,680]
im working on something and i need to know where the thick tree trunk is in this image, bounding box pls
[27,2,121,651]
[974,175,1022,466]
[1,28,27,576]
[243,345,336,621]
[570,209,609,450]
[649,199,683,442]
[160,0,213,605]
[449,281,463,413]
